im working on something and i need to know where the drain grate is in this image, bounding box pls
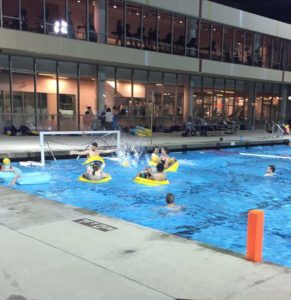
[73,218,117,232]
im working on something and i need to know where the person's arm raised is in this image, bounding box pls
[69,150,89,156]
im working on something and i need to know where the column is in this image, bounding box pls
[96,0,106,43]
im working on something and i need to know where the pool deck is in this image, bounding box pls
[0,130,289,158]
[1,186,291,300]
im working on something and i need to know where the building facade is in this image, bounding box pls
[0,0,291,131]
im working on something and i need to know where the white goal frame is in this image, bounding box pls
[40,130,121,166]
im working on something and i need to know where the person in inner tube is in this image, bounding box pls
[160,147,176,169]
[151,146,160,163]
[0,157,20,186]
[83,162,108,181]
[138,163,166,181]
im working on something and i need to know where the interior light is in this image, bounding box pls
[288,96,291,100]
[155,83,162,86]
[136,12,140,16]
[77,0,81,3]
[54,20,68,34]
[113,5,117,8]
[179,20,183,24]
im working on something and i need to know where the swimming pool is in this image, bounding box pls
[7,144,291,268]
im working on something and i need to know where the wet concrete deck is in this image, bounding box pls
[0,130,289,159]
[0,186,290,300]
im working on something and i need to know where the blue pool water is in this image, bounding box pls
[6,145,291,267]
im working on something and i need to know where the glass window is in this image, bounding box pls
[186,17,198,57]
[68,0,86,40]
[45,0,66,36]
[271,84,280,121]
[235,81,246,122]
[262,83,272,121]
[244,31,253,65]
[11,56,33,72]
[281,40,289,71]
[0,54,9,70]
[11,73,35,128]
[36,59,57,130]
[255,82,263,124]
[213,78,224,119]
[108,0,124,46]
[225,79,235,118]
[202,77,213,120]
[253,33,263,67]
[2,0,20,30]
[173,14,185,55]
[272,38,282,69]
[263,35,272,68]
[58,76,78,130]
[164,73,176,85]
[21,0,44,33]
[234,29,244,64]
[0,70,11,129]
[199,21,211,59]
[211,24,222,61]
[158,10,172,54]
[143,7,157,51]
[192,76,202,117]
[132,69,147,122]
[125,3,142,49]
[288,42,291,71]
[87,0,98,42]
[148,71,162,124]
[223,26,233,63]
[59,61,77,76]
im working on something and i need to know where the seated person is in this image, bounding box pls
[0,157,20,186]
[264,165,275,177]
[138,163,166,181]
[160,147,176,169]
[151,146,160,163]
[82,162,107,181]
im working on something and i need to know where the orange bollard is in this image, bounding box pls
[246,210,264,263]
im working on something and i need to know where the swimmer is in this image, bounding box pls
[160,147,176,169]
[82,162,108,181]
[138,163,166,181]
[264,165,276,176]
[70,142,117,158]
[165,193,182,210]
[0,158,20,186]
[151,146,160,163]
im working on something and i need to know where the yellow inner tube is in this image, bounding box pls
[79,174,111,184]
[83,155,105,165]
[148,160,179,172]
[134,176,169,186]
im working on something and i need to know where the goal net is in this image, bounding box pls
[40,131,120,166]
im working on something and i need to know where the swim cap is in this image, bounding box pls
[3,158,10,165]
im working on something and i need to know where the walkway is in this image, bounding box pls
[0,186,290,300]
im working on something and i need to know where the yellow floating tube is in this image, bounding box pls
[79,174,112,184]
[83,155,105,165]
[148,160,179,172]
[134,176,169,186]
[165,161,179,172]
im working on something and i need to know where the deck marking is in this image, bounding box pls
[73,218,117,232]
